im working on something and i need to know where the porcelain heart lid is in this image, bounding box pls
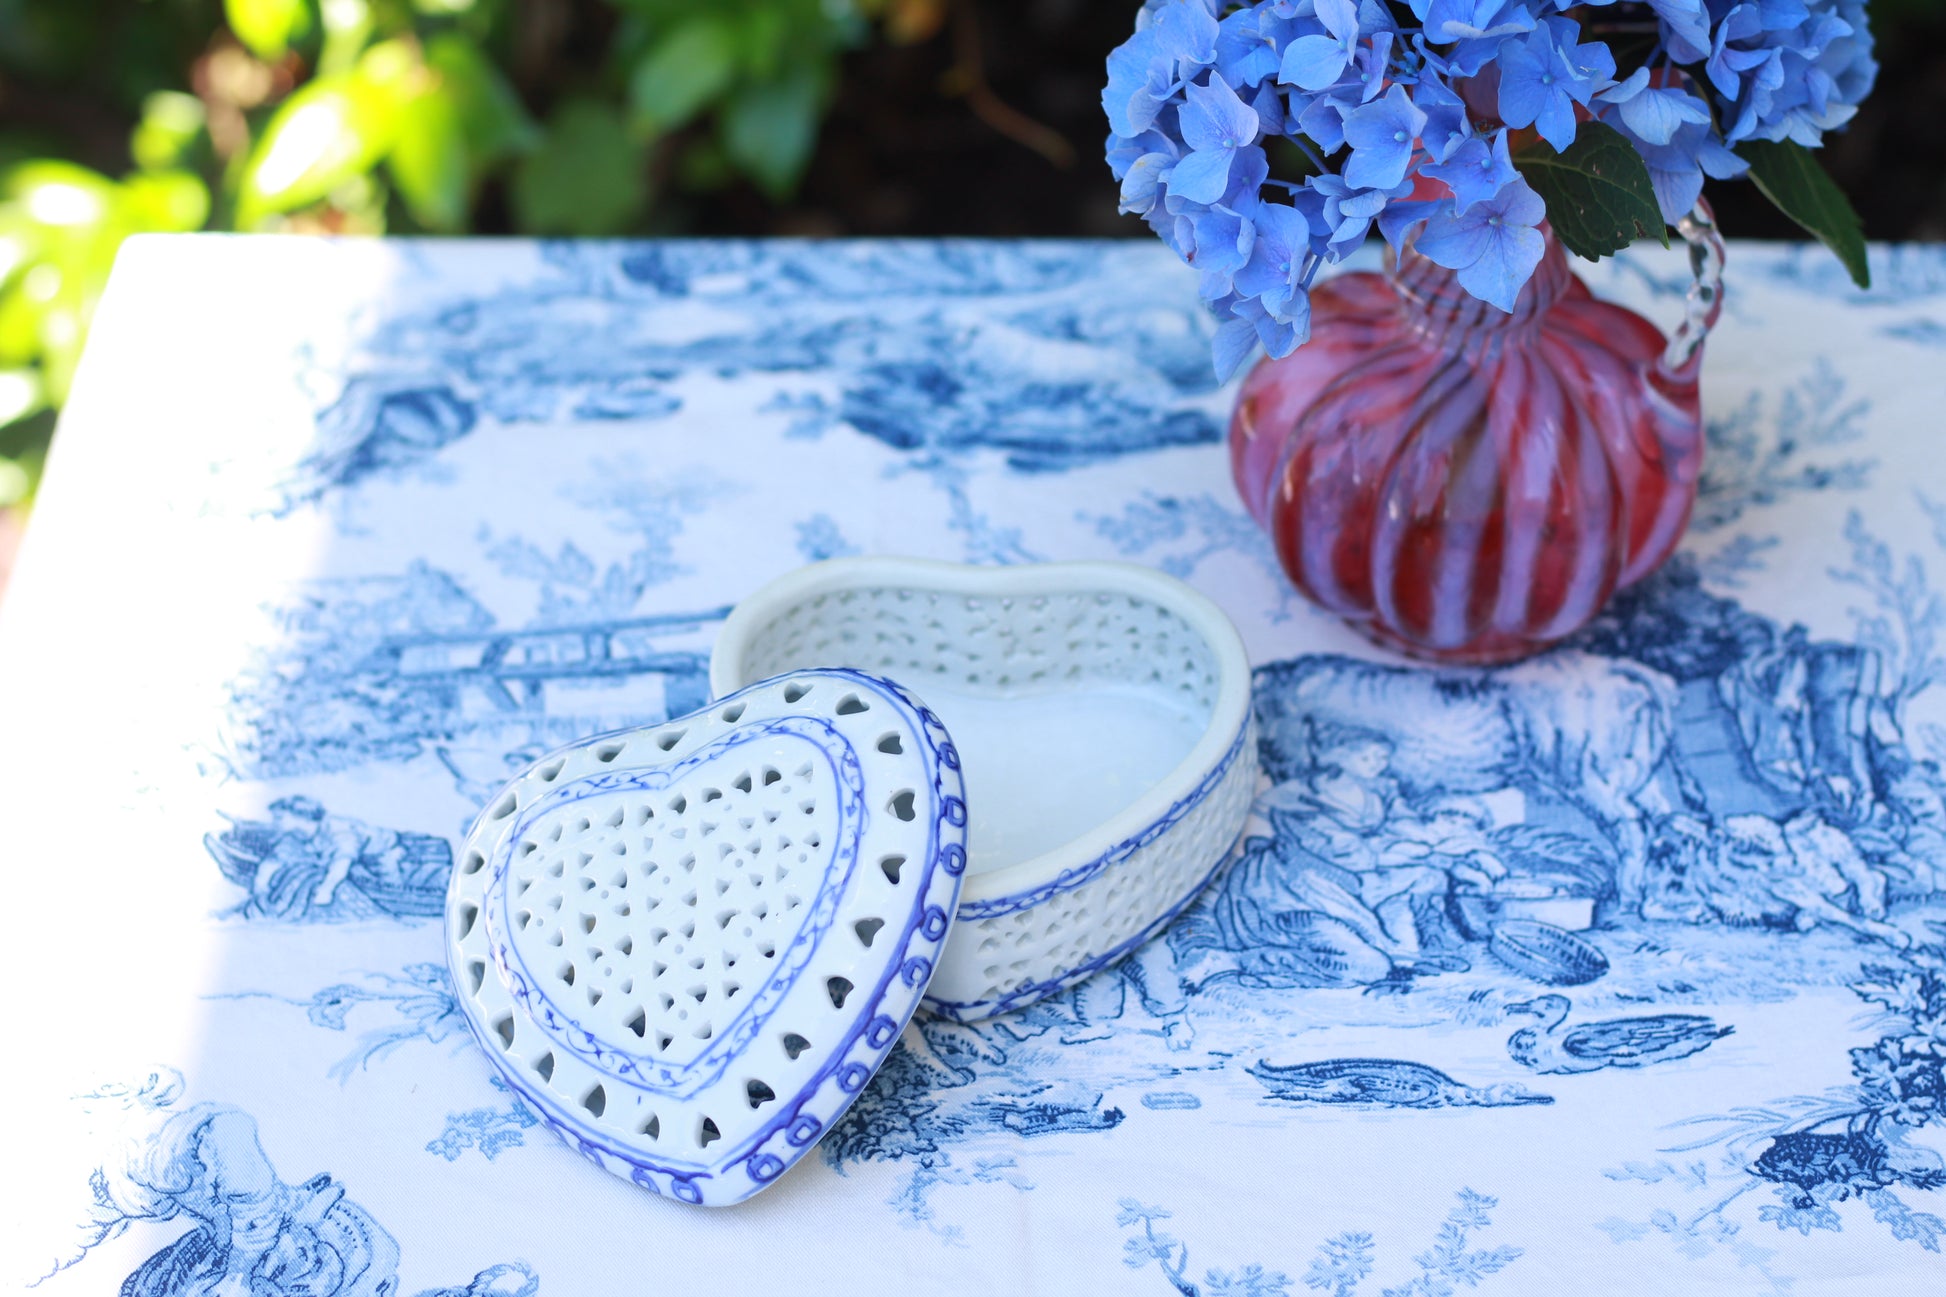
[446,668,967,1206]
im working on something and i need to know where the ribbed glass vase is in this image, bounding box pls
[1230,208,1725,664]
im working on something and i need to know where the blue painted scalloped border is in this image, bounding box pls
[451,668,967,1206]
[955,714,1250,920]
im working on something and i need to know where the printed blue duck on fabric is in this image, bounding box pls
[41,239,1946,1291]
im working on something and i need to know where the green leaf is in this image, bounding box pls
[629,17,739,133]
[390,83,470,231]
[3,162,118,231]
[1739,138,1870,290]
[118,170,212,232]
[511,101,648,236]
[1512,121,1668,262]
[237,46,408,225]
[424,33,539,165]
[225,0,313,62]
[131,92,209,173]
[721,66,824,200]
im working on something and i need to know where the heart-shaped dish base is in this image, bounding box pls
[446,669,966,1206]
[711,559,1257,1020]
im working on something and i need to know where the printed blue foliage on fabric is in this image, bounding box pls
[40,1069,537,1295]
[1118,1190,1521,1296]
[283,242,1224,512]
[428,1078,542,1163]
[1694,361,1874,534]
[214,963,468,1077]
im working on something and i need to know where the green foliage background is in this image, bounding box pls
[0,0,934,511]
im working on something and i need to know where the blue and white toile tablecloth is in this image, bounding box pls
[5,234,1946,1296]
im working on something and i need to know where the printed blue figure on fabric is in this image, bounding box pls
[206,799,451,923]
[823,528,1946,1244]
[794,513,859,562]
[39,1069,537,1295]
[1118,1190,1521,1296]
[284,243,1224,513]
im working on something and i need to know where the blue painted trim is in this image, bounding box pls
[923,814,1244,1023]
[955,715,1250,920]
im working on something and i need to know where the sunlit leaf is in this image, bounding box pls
[0,369,42,427]
[225,0,312,61]
[237,62,401,224]
[131,92,209,173]
[5,162,117,230]
[0,288,39,367]
[629,16,739,133]
[119,171,212,232]
[512,100,648,236]
[390,81,470,231]
[0,455,29,508]
[317,0,375,77]
[721,66,825,200]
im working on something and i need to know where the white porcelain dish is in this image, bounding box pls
[710,558,1257,1020]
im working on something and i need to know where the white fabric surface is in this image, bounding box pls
[4,234,1946,1295]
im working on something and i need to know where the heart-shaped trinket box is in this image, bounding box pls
[448,560,1255,1205]
[446,668,966,1206]
[710,558,1257,1022]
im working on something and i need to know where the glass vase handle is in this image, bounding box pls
[1657,199,1726,380]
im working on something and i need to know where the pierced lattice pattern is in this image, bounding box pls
[738,586,1220,712]
[501,744,832,1064]
[713,563,1257,1021]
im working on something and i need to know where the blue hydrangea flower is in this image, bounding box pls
[1424,129,1519,213]
[1103,0,1875,376]
[1496,19,1617,151]
[1234,198,1325,323]
[1342,84,1429,190]
[1414,175,1548,311]
[1171,75,1264,204]
[1281,0,1363,90]
[1412,68,1475,162]
[1310,172,1414,254]
[1597,67,1713,145]
[1414,0,1537,44]
[1705,0,1876,146]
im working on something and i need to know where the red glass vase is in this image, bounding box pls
[1230,207,1725,664]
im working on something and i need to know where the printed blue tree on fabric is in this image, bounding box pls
[1104,0,1880,377]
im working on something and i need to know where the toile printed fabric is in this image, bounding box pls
[4,234,1946,1295]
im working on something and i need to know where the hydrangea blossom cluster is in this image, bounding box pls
[1104,0,1877,377]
